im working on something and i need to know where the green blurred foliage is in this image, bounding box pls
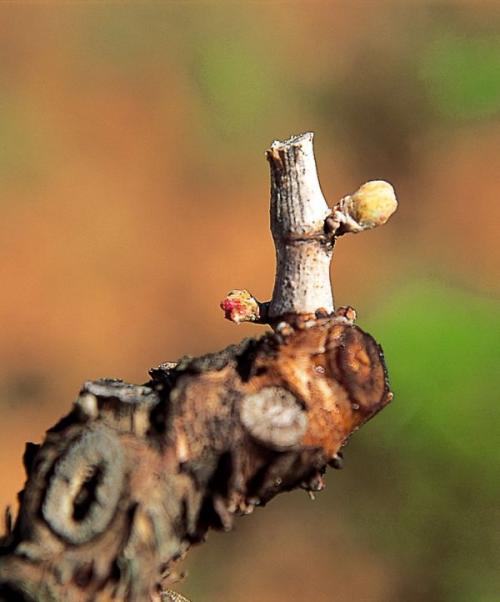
[350,282,500,601]
[193,37,279,140]
[420,32,500,120]
[370,282,499,469]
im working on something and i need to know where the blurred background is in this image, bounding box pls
[1,2,499,601]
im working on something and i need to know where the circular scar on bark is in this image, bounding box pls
[327,324,389,414]
[240,386,307,451]
[42,427,124,545]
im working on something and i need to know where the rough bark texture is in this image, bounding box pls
[267,133,334,319]
[0,133,396,602]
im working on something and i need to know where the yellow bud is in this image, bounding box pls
[349,180,397,229]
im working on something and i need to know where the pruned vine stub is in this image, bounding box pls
[0,132,397,602]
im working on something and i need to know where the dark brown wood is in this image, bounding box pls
[0,313,391,602]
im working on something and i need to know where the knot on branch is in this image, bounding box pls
[42,428,124,545]
[240,386,307,450]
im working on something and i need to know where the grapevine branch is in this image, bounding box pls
[0,132,397,602]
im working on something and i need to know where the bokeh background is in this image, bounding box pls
[1,2,499,601]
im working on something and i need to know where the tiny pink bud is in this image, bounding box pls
[220,289,260,324]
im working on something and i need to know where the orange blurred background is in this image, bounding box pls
[1,3,499,601]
